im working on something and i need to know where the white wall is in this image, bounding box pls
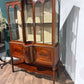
[60,6,79,81]
[66,6,79,81]
[60,0,77,82]
[75,1,84,84]
[60,0,84,84]
[60,0,74,29]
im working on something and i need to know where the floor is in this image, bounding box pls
[0,46,74,84]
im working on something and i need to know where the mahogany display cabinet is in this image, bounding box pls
[6,0,60,84]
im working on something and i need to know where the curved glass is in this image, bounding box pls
[35,1,43,43]
[24,3,34,42]
[14,4,23,41]
[9,6,16,40]
[44,0,52,44]
[55,0,59,43]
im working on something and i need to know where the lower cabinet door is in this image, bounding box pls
[9,43,24,59]
[34,47,53,66]
[24,46,33,64]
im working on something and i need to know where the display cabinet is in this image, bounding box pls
[6,0,60,84]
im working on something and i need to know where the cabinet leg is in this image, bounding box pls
[57,68,59,78]
[11,57,14,72]
[57,60,60,78]
[53,67,56,84]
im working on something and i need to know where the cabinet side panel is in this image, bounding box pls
[54,44,59,66]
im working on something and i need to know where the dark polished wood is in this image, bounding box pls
[9,42,24,60]
[11,57,14,72]
[6,0,60,84]
[24,46,34,63]
[34,46,53,66]
[14,60,58,76]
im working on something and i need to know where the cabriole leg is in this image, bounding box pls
[11,57,14,72]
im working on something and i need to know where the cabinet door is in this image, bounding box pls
[8,5,23,42]
[9,6,16,40]
[24,3,34,42]
[44,0,52,44]
[34,46,53,66]
[14,4,23,42]
[34,0,52,44]
[55,0,59,43]
[9,43,24,59]
[35,1,43,43]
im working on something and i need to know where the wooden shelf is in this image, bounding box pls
[25,23,52,24]
[14,61,56,76]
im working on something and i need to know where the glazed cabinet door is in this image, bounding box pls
[8,6,16,40]
[44,0,52,44]
[35,1,43,43]
[24,3,34,42]
[55,0,60,44]
[8,3,23,42]
[34,0,52,44]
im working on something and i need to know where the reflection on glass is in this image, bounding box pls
[14,5,23,41]
[35,1,43,43]
[55,0,59,43]
[9,6,16,40]
[44,0,52,44]
[24,4,34,42]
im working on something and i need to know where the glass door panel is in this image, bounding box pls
[14,4,23,42]
[55,0,59,43]
[9,6,16,40]
[35,1,43,43]
[44,0,52,44]
[24,3,34,42]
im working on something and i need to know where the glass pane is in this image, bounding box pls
[55,0,59,43]
[24,3,34,42]
[14,5,23,42]
[9,6,16,40]
[35,2,43,43]
[44,0,52,44]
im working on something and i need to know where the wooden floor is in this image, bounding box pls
[0,60,74,84]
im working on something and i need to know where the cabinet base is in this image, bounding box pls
[14,61,58,76]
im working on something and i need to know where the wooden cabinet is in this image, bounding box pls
[6,0,60,84]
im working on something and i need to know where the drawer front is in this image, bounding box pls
[10,43,24,58]
[34,47,53,66]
